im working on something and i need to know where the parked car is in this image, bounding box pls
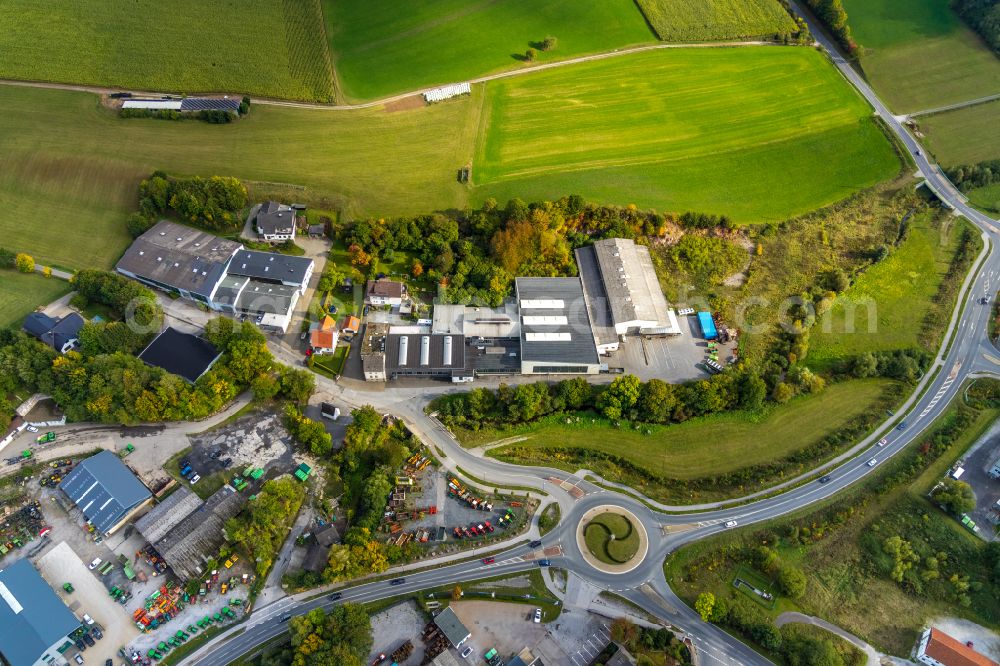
[724,520,738,528]
[533,608,542,623]
[867,458,878,467]
[74,655,84,665]
[221,457,233,468]
[92,627,103,640]
[83,633,95,647]
[461,645,474,658]
[189,474,201,485]
[88,559,101,571]
[75,639,85,652]
[389,578,405,586]
[481,557,495,565]
[819,475,831,484]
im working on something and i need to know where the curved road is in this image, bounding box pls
[165,7,1000,665]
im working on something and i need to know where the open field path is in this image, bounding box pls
[908,92,1000,118]
[0,39,775,112]
[776,612,881,666]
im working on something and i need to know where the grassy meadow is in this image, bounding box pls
[0,270,72,329]
[0,0,335,101]
[0,85,479,270]
[483,379,895,503]
[322,0,655,102]
[808,213,967,369]
[635,0,797,41]
[967,182,1000,214]
[474,47,901,223]
[920,100,1000,165]
[842,0,1000,113]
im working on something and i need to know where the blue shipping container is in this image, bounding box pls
[697,312,718,340]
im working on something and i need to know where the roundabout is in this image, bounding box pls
[575,505,649,575]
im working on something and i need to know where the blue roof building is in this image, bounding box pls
[59,450,152,535]
[0,559,80,666]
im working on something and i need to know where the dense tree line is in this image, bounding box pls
[72,269,163,355]
[338,195,730,306]
[951,0,1000,53]
[226,477,305,577]
[283,404,333,456]
[945,158,1000,192]
[801,0,856,53]
[287,605,371,666]
[135,171,247,232]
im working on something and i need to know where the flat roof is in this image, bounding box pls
[115,220,240,298]
[235,280,298,315]
[386,333,466,372]
[58,450,151,534]
[138,327,221,383]
[228,250,312,286]
[585,238,672,327]
[0,559,80,666]
[515,277,599,365]
[574,245,618,347]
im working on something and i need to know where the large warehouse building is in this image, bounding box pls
[116,220,314,332]
[515,277,602,375]
[575,238,680,342]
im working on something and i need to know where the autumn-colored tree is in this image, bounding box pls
[411,258,424,278]
[348,243,371,267]
[694,592,715,622]
[451,585,463,600]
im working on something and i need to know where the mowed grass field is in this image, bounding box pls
[635,0,797,41]
[0,271,72,330]
[323,0,654,102]
[0,85,479,271]
[968,182,1000,213]
[0,0,335,102]
[808,213,964,369]
[841,0,1000,113]
[920,100,1000,165]
[484,379,892,481]
[473,47,901,223]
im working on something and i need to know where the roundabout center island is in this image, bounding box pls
[577,505,649,575]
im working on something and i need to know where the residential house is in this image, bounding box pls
[365,279,407,306]
[22,312,84,354]
[342,315,361,337]
[254,201,297,242]
[310,329,339,355]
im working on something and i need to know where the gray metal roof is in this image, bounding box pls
[235,280,297,315]
[0,559,80,666]
[254,201,296,235]
[587,238,671,327]
[574,246,618,347]
[154,485,246,580]
[433,606,471,647]
[211,274,249,307]
[115,220,240,298]
[386,333,466,375]
[515,277,599,365]
[134,486,202,545]
[228,249,312,286]
[58,450,152,534]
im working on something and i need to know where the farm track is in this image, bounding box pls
[0,39,774,112]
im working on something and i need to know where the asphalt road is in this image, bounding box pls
[169,8,1000,664]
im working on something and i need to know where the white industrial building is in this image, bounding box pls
[575,238,680,350]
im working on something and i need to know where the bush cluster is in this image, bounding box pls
[136,170,247,231]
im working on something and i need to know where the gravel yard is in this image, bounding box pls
[367,600,426,666]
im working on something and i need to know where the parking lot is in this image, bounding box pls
[956,422,1000,540]
[609,315,735,382]
[186,412,296,483]
[37,541,139,666]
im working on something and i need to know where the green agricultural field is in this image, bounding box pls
[0,0,334,102]
[808,213,967,369]
[842,0,1000,113]
[474,47,900,224]
[967,182,1000,214]
[0,271,72,330]
[0,84,479,271]
[322,0,654,102]
[486,379,893,495]
[920,100,1000,165]
[635,0,797,41]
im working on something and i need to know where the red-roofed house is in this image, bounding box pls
[916,628,999,666]
[342,315,361,336]
[310,329,339,355]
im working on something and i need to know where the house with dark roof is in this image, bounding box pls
[227,250,314,293]
[58,450,152,535]
[138,327,221,383]
[253,201,297,242]
[365,279,407,306]
[916,628,998,666]
[433,606,471,648]
[22,312,84,354]
[0,559,81,666]
[303,523,341,573]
